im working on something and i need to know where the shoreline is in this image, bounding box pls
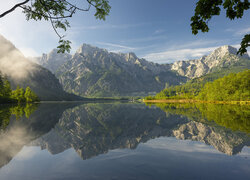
[0,98,133,106]
[143,99,250,105]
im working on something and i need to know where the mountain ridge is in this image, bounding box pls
[53,44,185,97]
[171,45,250,78]
[35,44,249,97]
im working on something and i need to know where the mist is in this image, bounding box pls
[0,35,35,80]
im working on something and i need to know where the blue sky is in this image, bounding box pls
[0,0,249,63]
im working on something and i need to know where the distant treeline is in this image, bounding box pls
[147,103,250,134]
[146,70,250,101]
[0,74,39,104]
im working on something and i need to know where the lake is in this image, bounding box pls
[0,102,249,180]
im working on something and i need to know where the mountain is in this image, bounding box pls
[37,44,249,97]
[171,45,250,78]
[41,44,186,97]
[34,49,71,73]
[0,35,82,101]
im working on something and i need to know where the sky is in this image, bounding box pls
[0,0,249,63]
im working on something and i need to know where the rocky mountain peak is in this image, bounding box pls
[36,49,71,73]
[171,45,250,79]
[122,52,138,63]
[44,49,71,63]
[127,52,137,59]
[215,45,237,55]
[208,45,249,59]
[55,43,185,97]
[76,43,108,56]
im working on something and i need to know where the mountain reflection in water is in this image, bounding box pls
[0,103,249,171]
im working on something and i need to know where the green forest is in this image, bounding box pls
[147,103,250,134]
[0,74,39,104]
[146,70,250,101]
[0,103,38,130]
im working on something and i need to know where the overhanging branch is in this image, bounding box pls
[0,0,30,18]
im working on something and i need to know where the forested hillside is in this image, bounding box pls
[146,70,250,101]
[0,74,39,104]
[198,70,249,101]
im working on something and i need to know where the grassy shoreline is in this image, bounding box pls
[143,99,250,105]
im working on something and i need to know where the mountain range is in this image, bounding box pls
[1,34,249,98]
[35,44,186,97]
[35,44,249,97]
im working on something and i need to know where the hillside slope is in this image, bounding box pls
[0,35,82,101]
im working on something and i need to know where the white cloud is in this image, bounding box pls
[141,38,239,63]
[121,35,168,43]
[143,46,220,63]
[225,28,234,32]
[144,137,219,154]
[154,29,165,34]
[166,39,225,50]
[95,42,137,52]
[227,27,250,36]
[235,27,250,36]
[71,22,149,31]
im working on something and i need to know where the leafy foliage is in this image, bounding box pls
[239,34,250,55]
[0,74,39,104]
[147,70,250,101]
[0,0,111,53]
[191,0,250,55]
[24,87,40,103]
[198,70,250,101]
[152,81,203,100]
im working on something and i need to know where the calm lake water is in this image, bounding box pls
[0,102,249,180]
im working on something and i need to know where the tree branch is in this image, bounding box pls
[0,0,30,18]
[20,6,76,19]
[47,11,63,39]
[62,0,91,12]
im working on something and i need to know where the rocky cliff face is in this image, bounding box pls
[34,49,71,74]
[55,44,185,97]
[37,44,249,97]
[171,45,250,78]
